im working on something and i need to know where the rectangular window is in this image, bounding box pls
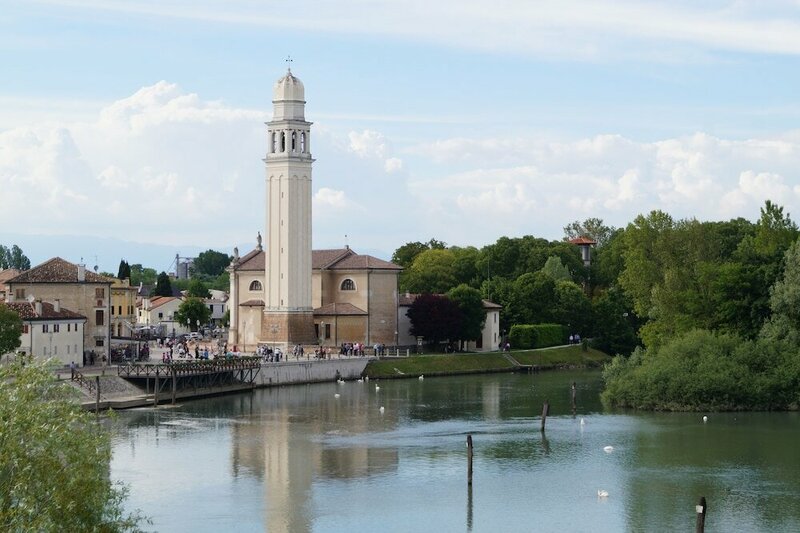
[67,345,70,354]
[118,305,122,315]
[494,313,497,323]
[22,324,29,334]
[42,324,49,333]
[53,324,60,333]
[110,307,114,316]
[95,310,104,326]
[15,288,25,299]
[67,323,71,332]
[158,312,163,319]
[95,288,105,298]
[325,324,331,339]
[96,338,104,347]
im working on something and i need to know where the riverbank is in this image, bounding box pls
[364,345,611,379]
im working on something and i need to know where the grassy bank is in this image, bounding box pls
[364,346,611,379]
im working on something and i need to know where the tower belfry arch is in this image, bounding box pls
[262,68,317,348]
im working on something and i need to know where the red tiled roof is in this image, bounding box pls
[6,257,113,284]
[234,247,402,272]
[3,301,86,321]
[313,302,367,316]
[235,249,265,271]
[149,296,179,310]
[568,237,597,245]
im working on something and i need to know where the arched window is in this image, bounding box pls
[300,132,306,153]
[340,278,356,291]
[271,132,277,153]
[249,280,263,291]
[291,131,297,152]
[280,132,286,152]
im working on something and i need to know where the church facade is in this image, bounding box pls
[228,70,402,352]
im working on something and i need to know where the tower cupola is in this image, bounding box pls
[272,69,305,121]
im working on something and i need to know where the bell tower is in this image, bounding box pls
[262,68,316,348]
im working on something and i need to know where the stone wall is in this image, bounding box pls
[256,358,369,386]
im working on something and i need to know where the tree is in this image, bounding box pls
[447,284,486,347]
[153,271,173,297]
[0,244,31,270]
[191,250,232,279]
[401,249,457,294]
[186,278,211,299]
[117,259,131,280]
[591,288,638,356]
[406,294,463,346]
[563,217,615,247]
[129,264,157,287]
[175,297,212,331]
[0,359,144,530]
[0,304,22,355]
[391,239,446,269]
[553,280,592,334]
[765,237,800,334]
[541,256,572,282]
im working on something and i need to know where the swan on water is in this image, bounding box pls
[603,446,614,453]
[702,415,708,423]
[597,490,609,498]
[419,375,424,380]
[375,385,380,392]
[379,406,385,413]
[580,418,586,426]
[357,378,364,383]
[334,394,340,399]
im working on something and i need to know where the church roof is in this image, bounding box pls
[235,249,265,271]
[233,248,402,272]
[313,302,367,316]
[3,301,85,321]
[7,257,113,284]
[274,69,305,102]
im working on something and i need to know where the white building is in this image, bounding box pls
[3,300,86,367]
[136,295,189,337]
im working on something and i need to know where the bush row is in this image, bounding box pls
[508,324,567,349]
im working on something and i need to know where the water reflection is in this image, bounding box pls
[111,371,800,532]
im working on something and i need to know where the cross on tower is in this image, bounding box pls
[285,55,293,72]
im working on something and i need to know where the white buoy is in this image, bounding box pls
[597,489,609,498]
[379,406,385,413]
[603,446,614,453]
[702,415,708,423]
[334,393,340,399]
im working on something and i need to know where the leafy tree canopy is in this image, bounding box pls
[391,239,446,269]
[401,249,457,294]
[191,249,231,279]
[446,284,486,344]
[175,297,212,331]
[186,278,211,299]
[0,359,145,530]
[153,271,173,297]
[541,255,572,282]
[129,264,157,287]
[0,244,31,270]
[117,259,131,280]
[0,304,22,355]
[563,217,615,247]
[406,294,463,345]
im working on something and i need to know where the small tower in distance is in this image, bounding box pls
[569,236,597,267]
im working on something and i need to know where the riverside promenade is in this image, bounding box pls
[70,351,372,411]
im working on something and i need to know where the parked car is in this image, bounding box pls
[187,332,202,341]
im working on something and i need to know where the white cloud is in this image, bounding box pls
[384,157,403,173]
[347,129,403,174]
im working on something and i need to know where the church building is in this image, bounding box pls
[228,69,402,352]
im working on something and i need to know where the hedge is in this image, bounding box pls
[508,324,567,349]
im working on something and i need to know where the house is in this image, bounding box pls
[0,268,22,301]
[397,293,502,352]
[5,258,112,364]
[2,299,86,366]
[136,295,188,337]
[110,278,138,338]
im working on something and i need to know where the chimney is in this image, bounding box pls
[34,299,42,316]
[54,299,61,313]
[77,263,86,282]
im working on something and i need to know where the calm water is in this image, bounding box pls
[111,370,800,532]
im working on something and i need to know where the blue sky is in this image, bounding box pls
[2,1,800,271]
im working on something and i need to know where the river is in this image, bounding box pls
[111,370,800,532]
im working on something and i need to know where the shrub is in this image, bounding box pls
[508,323,567,349]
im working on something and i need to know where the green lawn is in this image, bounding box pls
[510,345,611,367]
[364,346,611,378]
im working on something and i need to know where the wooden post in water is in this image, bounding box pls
[95,376,100,415]
[171,366,177,405]
[540,400,549,432]
[571,382,577,414]
[466,434,474,485]
[695,496,707,533]
[154,374,159,407]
